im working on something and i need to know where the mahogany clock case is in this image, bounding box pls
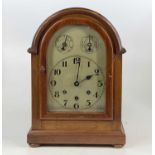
[27,8,126,147]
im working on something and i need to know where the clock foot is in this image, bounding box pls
[29,143,40,147]
[114,144,124,148]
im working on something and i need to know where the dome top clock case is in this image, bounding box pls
[27,8,126,147]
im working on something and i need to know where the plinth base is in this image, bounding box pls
[27,123,125,147]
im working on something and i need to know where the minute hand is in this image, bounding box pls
[76,62,80,81]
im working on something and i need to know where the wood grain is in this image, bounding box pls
[27,7,126,147]
[39,16,113,120]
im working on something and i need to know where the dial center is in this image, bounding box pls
[74,81,79,86]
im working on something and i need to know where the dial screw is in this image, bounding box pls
[86,90,91,95]
[75,96,79,101]
[63,90,67,94]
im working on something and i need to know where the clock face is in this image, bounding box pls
[47,25,106,112]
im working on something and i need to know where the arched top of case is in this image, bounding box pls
[28,7,126,55]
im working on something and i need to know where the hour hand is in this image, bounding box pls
[85,74,93,80]
[79,74,96,83]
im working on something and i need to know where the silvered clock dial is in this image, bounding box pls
[47,25,106,112]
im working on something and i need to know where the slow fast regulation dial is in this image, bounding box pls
[81,35,98,53]
[55,35,73,52]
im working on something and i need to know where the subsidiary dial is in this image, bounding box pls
[55,35,73,52]
[81,35,98,53]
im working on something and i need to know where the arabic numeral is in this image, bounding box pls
[73,57,80,64]
[62,61,67,67]
[54,91,59,98]
[94,69,99,75]
[73,103,79,109]
[64,100,68,106]
[86,100,91,106]
[50,80,56,86]
[98,80,103,87]
[54,69,61,75]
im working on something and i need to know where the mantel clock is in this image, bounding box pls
[27,8,126,147]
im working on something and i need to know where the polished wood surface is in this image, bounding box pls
[39,16,113,120]
[28,123,125,146]
[27,7,126,147]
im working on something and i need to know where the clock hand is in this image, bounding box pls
[74,59,81,87]
[87,35,92,51]
[79,74,97,84]
[76,61,80,81]
[61,35,68,50]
